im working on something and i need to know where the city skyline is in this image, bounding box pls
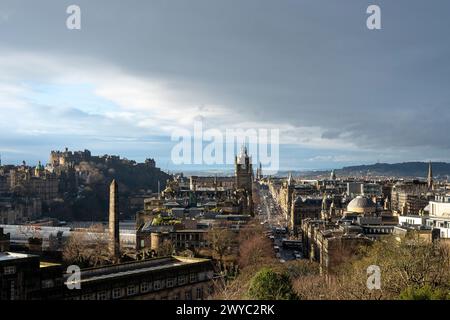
[2,0,450,305]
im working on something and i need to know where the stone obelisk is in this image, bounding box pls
[109,179,120,260]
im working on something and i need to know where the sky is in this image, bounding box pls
[0,0,450,172]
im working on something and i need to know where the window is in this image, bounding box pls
[185,290,192,300]
[178,275,187,285]
[112,288,124,299]
[153,280,161,290]
[196,287,203,300]
[10,280,15,301]
[140,282,151,293]
[4,266,16,275]
[167,278,175,288]
[41,279,55,289]
[140,240,145,248]
[190,273,197,282]
[81,293,95,300]
[127,285,138,296]
[97,291,109,300]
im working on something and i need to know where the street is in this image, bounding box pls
[255,186,302,263]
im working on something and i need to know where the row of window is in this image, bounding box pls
[76,285,210,301]
[70,272,213,300]
[173,241,208,248]
[171,234,203,241]
[403,219,421,225]
[427,220,450,229]
[364,228,393,234]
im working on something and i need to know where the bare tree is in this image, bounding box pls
[63,224,111,268]
[238,228,274,269]
[207,227,237,264]
[157,239,175,257]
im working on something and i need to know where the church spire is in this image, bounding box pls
[427,161,433,190]
[330,169,336,181]
[287,172,293,186]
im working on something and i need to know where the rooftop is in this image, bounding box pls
[40,261,62,268]
[0,252,38,262]
[65,256,211,285]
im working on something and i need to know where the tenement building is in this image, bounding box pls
[391,180,429,215]
[9,164,59,203]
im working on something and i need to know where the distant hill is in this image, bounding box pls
[276,162,450,178]
[336,162,450,178]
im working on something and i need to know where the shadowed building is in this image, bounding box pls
[391,180,429,215]
[63,256,215,300]
[109,179,120,260]
[235,146,253,192]
[0,228,10,252]
[1,252,214,300]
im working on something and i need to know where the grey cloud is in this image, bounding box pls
[0,0,450,164]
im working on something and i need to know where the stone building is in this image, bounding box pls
[140,229,209,253]
[0,197,42,224]
[189,176,235,191]
[301,219,371,274]
[290,197,322,235]
[64,256,214,300]
[0,252,63,300]
[346,182,382,197]
[391,180,429,215]
[9,166,59,203]
[1,252,214,300]
[49,148,92,168]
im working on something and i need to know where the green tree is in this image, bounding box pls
[399,285,450,300]
[248,267,297,300]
